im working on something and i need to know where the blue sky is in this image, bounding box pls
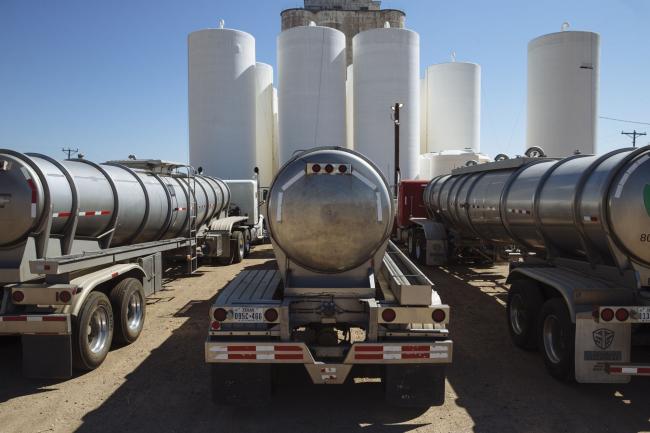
[0,0,648,163]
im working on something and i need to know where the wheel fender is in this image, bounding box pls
[68,264,146,317]
[506,267,578,323]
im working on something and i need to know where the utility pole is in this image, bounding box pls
[392,102,403,198]
[621,130,647,148]
[62,147,79,159]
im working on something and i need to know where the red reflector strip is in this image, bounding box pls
[275,354,304,360]
[174,208,187,212]
[355,346,383,352]
[111,272,119,278]
[2,316,27,321]
[52,211,72,218]
[583,216,599,222]
[79,211,111,217]
[402,353,431,359]
[26,179,37,203]
[355,354,384,360]
[228,354,257,360]
[227,346,257,352]
[274,345,302,352]
[42,316,67,322]
[609,366,650,375]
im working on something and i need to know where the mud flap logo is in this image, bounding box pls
[645,185,650,217]
[593,328,615,350]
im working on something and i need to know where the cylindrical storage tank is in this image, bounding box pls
[346,64,354,150]
[425,62,481,154]
[0,150,230,251]
[420,75,428,155]
[419,150,491,179]
[277,25,347,165]
[353,27,420,183]
[255,62,275,188]
[272,87,279,176]
[188,27,256,179]
[267,148,393,274]
[527,31,599,157]
[424,146,650,269]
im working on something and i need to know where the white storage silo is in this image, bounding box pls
[277,25,347,165]
[353,27,420,183]
[255,62,275,187]
[346,65,354,150]
[425,62,481,154]
[188,27,256,178]
[272,87,279,175]
[420,75,428,155]
[527,31,599,157]
[419,150,491,180]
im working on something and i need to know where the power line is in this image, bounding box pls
[600,116,650,126]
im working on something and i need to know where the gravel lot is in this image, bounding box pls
[1,245,648,433]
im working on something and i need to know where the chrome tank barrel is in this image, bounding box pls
[266,147,394,274]
[424,146,650,268]
[0,150,230,248]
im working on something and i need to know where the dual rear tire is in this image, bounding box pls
[507,280,575,381]
[72,278,145,371]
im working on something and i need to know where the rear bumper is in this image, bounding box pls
[205,339,453,384]
[0,314,71,336]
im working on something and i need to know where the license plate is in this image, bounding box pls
[633,307,650,323]
[232,307,264,322]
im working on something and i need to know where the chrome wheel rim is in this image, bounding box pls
[88,306,110,354]
[415,242,422,260]
[239,236,245,258]
[127,291,143,332]
[509,294,526,335]
[543,314,563,364]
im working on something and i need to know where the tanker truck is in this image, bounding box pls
[0,150,254,378]
[205,147,452,407]
[414,145,650,383]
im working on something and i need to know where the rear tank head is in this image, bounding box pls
[266,147,394,278]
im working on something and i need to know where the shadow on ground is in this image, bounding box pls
[429,264,650,433]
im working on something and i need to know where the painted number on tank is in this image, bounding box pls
[641,234,649,243]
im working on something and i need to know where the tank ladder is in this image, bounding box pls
[185,167,199,275]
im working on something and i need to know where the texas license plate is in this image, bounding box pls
[633,307,650,323]
[232,307,264,322]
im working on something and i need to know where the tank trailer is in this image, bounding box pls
[0,150,256,377]
[414,146,650,383]
[205,147,452,407]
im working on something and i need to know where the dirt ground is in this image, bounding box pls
[0,245,648,433]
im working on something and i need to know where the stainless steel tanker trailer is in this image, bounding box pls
[414,145,650,383]
[205,147,453,407]
[0,150,253,378]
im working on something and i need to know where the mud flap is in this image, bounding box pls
[575,312,630,383]
[22,334,72,379]
[385,364,446,407]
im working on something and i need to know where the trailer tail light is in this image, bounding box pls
[264,308,279,322]
[307,163,351,175]
[381,309,396,323]
[615,308,630,322]
[432,309,446,323]
[601,308,615,322]
[58,290,71,303]
[211,321,221,330]
[213,308,227,322]
[11,291,24,303]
